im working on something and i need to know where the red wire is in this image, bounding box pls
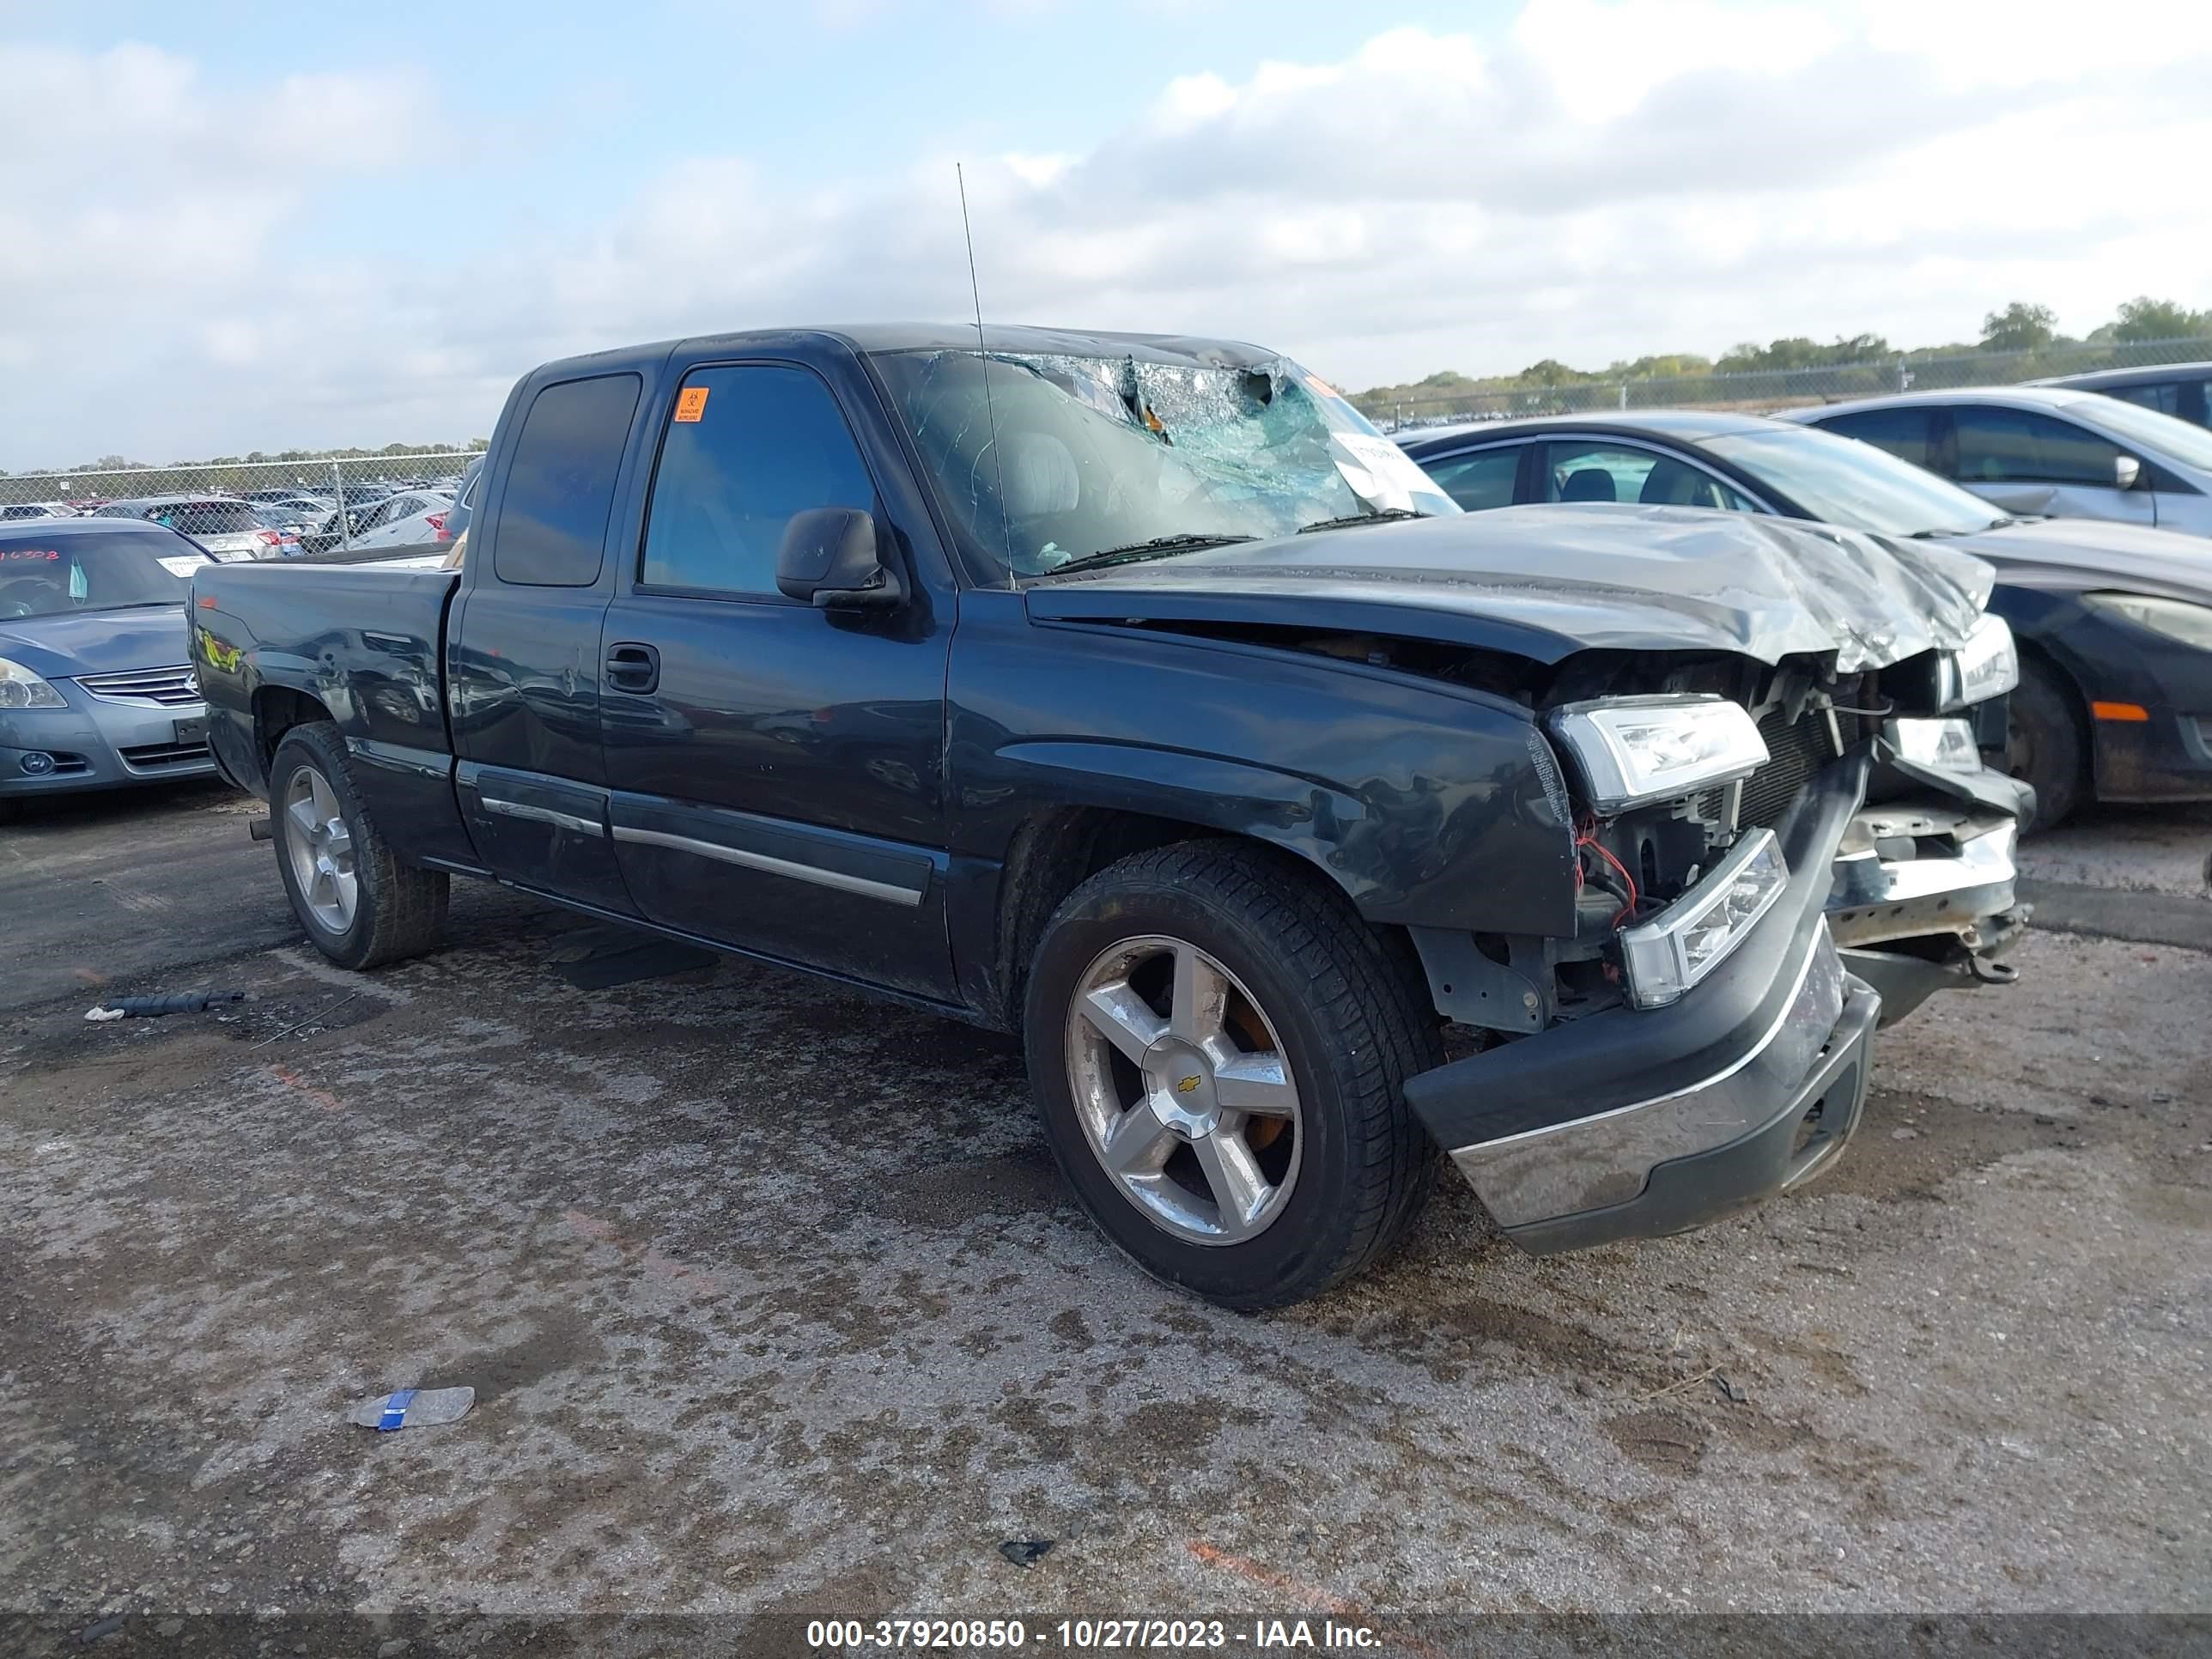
[1576,828,1639,927]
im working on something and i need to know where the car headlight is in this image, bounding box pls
[2083,592,2212,650]
[0,656,67,709]
[1618,829,1790,1009]
[1889,716,1981,775]
[1934,613,2019,711]
[1545,696,1769,815]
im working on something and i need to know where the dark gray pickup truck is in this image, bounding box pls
[191,325,2028,1308]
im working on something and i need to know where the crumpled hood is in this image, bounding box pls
[0,606,192,679]
[1952,516,2212,605]
[1027,503,1993,670]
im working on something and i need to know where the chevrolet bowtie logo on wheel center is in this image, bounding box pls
[1176,1075,1202,1094]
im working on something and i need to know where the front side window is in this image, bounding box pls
[493,372,643,587]
[871,348,1457,580]
[1540,442,1753,511]
[1954,407,2122,487]
[640,365,878,595]
[1421,447,1521,511]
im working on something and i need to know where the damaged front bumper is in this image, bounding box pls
[1826,763,2033,1025]
[1405,751,1880,1254]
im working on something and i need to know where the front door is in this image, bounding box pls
[599,356,957,1000]
[1949,405,2156,528]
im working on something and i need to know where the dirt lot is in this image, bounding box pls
[2,786,2208,1653]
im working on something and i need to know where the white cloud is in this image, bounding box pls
[4,3,2211,466]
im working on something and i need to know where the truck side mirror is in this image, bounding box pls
[775,507,903,609]
[2114,453,2142,490]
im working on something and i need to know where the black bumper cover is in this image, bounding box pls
[1404,748,1878,1251]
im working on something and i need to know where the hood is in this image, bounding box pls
[1027,504,1993,671]
[1954,517,2212,605]
[0,605,193,678]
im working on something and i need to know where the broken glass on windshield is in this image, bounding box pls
[872,348,1456,580]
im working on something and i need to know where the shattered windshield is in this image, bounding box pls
[871,348,1457,580]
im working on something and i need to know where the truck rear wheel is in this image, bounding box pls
[1023,840,1442,1310]
[269,720,447,970]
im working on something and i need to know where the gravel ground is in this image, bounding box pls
[1,787,2208,1656]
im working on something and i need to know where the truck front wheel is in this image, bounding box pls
[269,720,447,970]
[1023,840,1443,1310]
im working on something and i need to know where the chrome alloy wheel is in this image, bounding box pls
[282,763,358,934]
[1064,934,1304,1245]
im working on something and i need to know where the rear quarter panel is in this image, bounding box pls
[191,562,470,862]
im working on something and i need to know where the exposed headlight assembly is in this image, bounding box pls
[0,655,67,710]
[1889,716,1982,775]
[1545,695,1768,815]
[1618,829,1790,1009]
[1936,613,2020,710]
[2083,592,2212,651]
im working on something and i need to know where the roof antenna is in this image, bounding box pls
[957,162,1014,586]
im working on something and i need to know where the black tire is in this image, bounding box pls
[2004,656,2086,831]
[269,720,447,969]
[1023,839,1443,1310]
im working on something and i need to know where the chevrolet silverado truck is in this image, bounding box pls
[190,325,2027,1309]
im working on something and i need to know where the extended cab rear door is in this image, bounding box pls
[596,342,960,1000]
[447,368,651,914]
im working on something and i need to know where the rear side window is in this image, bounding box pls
[1954,407,2121,487]
[640,364,878,595]
[493,373,643,586]
[1420,447,1521,511]
[1816,407,1937,470]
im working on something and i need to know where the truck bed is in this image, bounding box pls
[191,560,462,817]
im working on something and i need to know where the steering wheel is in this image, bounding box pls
[0,577,63,618]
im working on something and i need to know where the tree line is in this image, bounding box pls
[1351,295,2212,416]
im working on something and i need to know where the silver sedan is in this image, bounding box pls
[1786,384,2212,537]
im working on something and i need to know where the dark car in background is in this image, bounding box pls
[1399,412,2212,825]
[92,495,283,562]
[0,518,218,817]
[2035,362,2212,429]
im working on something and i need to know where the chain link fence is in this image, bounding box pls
[0,451,483,558]
[7,336,2209,532]
[1367,336,2212,431]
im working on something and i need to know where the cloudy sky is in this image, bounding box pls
[3,0,2209,466]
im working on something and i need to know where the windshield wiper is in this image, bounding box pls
[1905,526,1976,539]
[1044,533,1258,575]
[1297,507,1428,533]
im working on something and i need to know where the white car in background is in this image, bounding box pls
[1789,386,2212,537]
[0,503,77,522]
[349,489,457,550]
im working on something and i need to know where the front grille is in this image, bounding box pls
[1700,706,1862,829]
[118,741,210,770]
[76,665,200,708]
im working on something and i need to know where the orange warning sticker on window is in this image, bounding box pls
[674,386,710,422]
